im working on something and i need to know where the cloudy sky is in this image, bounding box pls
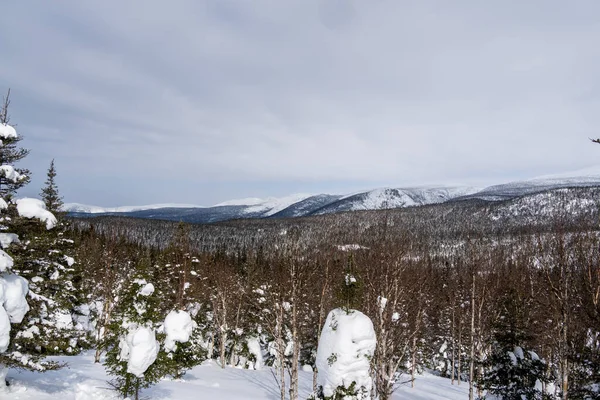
[1,1,599,206]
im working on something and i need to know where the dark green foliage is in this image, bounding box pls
[40,159,63,215]
[337,254,362,312]
[0,89,30,199]
[104,259,168,399]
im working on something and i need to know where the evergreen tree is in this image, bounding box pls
[159,223,207,378]
[0,108,61,389]
[40,159,63,215]
[104,257,168,399]
[478,290,552,399]
[0,90,30,199]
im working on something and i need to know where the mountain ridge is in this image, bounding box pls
[64,169,600,224]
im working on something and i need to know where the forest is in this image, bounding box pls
[0,88,598,400]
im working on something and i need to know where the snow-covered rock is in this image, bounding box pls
[164,310,195,352]
[314,308,376,399]
[16,198,57,229]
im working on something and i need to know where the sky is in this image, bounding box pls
[1,0,599,207]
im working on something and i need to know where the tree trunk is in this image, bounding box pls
[469,277,475,400]
[451,306,456,384]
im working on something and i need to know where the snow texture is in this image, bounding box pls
[0,233,19,249]
[119,324,159,377]
[62,203,204,214]
[0,249,14,272]
[315,308,376,399]
[2,353,471,399]
[0,124,17,140]
[0,274,29,353]
[164,310,195,352]
[16,198,57,229]
[0,165,23,183]
[247,337,263,370]
[139,283,155,296]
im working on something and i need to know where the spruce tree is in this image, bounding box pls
[104,256,169,399]
[0,90,30,199]
[478,290,552,399]
[0,108,62,390]
[40,159,63,215]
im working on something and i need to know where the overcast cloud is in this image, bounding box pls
[1,0,599,206]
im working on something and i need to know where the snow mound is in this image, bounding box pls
[16,198,57,229]
[164,310,195,352]
[119,325,159,377]
[315,308,376,399]
[0,124,17,140]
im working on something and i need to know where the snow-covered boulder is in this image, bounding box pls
[119,324,159,377]
[314,308,376,399]
[164,310,195,352]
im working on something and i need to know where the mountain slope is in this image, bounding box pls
[64,169,600,224]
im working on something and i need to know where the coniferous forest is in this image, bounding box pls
[0,89,599,400]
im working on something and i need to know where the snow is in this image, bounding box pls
[241,193,314,216]
[246,337,263,370]
[315,308,376,398]
[1,274,29,323]
[62,203,204,214]
[0,123,17,140]
[0,305,10,353]
[164,310,195,352]
[64,256,75,267]
[0,274,29,353]
[119,325,159,377]
[16,198,57,229]
[0,233,19,249]
[138,282,155,296]
[0,249,14,272]
[2,353,470,399]
[0,165,24,183]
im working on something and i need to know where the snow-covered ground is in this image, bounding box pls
[4,353,469,399]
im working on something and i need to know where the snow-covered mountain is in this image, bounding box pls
[64,203,204,214]
[64,168,600,224]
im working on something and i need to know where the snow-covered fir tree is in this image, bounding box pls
[159,223,207,378]
[0,116,63,390]
[478,290,552,400]
[310,308,376,400]
[104,257,166,399]
[0,90,30,199]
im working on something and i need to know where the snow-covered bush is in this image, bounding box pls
[310,308,376,400]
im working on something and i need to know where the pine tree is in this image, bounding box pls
[0,90,30,199]
[40,159,63,215]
